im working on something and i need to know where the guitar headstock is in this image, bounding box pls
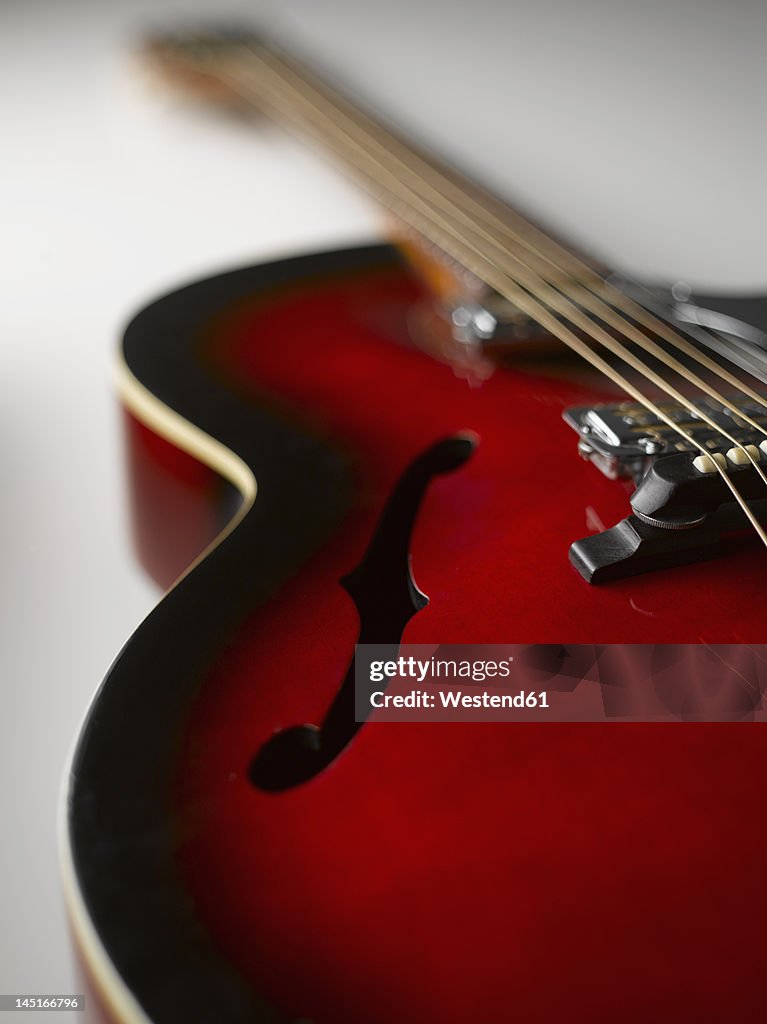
[139,26,267,107]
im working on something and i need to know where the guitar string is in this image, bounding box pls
[700,642,764,703]
[219,53,767,545]
[272,51,767,418]
[425,172,767,421]
[264,50,767,419]
[206,49,767,547]
[425,162,767,410]
[253,53,767,508]
[236,55,767,484]
[260,49,767,472]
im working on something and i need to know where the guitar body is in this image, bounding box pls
[67,245,767,1023]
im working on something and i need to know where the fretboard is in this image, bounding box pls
[150,31,604,308]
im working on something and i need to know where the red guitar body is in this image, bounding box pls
[67,246,767,1024]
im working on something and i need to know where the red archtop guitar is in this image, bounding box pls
[64,27,767,1024]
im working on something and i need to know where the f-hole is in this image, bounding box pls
[249,433,477,792]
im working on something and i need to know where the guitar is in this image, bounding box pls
[63,27,767,1023]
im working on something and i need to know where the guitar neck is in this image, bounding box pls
[150,31,604,305]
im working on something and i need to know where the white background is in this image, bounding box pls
[1,0,765,1017]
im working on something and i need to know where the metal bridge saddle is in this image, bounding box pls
[565,392,767,583]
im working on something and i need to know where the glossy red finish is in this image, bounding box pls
[141,261,767,1022]
[123,412,239,590]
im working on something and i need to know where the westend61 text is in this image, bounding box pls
[370,689,550,709]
